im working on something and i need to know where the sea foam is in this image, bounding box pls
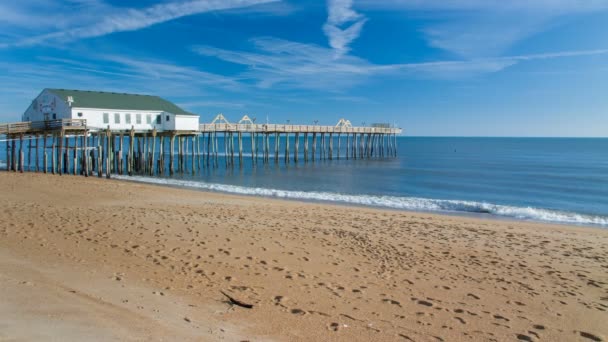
[115,175,608,227]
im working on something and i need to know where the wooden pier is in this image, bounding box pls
[1,116,402,177]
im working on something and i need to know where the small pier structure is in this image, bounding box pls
[1,114,401,178]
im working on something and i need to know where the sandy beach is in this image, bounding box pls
[0,173,607,341]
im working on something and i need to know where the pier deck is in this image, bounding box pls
[1,117,402,177]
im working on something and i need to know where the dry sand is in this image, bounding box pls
[0,173,607,341]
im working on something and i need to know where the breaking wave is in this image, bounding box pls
[115,175,608,227]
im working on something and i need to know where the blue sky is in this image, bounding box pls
[0,0,607,136]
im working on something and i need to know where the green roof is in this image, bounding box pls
[47,89,195,115]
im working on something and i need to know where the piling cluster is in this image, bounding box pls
[2,118,400,177]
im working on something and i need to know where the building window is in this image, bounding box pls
[53,113,57,120]
[166,115,170,122]
[77,112,83,117]
[156,115,161,124]
[146,114,151,124]
[136,114,142,124]
[125,113,131,124]
[114,113,120,124]
[103,113,109,124]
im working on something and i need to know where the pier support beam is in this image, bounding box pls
[238,132,243,165]
[19,134,24,173]
[304,133,309,163]
[329,133,333,161]
[312,133,317,162]
[284,133,289,164]
[294,132,299,163]
[274,133,279,163]
[170,134,175,175]
[105,130,111,179]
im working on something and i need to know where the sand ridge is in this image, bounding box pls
[1,173,607,341]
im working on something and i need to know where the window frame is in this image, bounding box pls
[136,113,142,124]
[103,113,109,124]
[114,113,120,124]
[125,113,131,124]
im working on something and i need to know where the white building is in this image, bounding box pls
[22,88,200,132]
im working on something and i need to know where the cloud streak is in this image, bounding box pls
[194,37,608,89]
[2,0,279,47]
[358,0,608,58]
[323,0,367,57]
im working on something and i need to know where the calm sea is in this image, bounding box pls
[3,137,608,227]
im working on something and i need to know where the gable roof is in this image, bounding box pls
[46,89,196,115]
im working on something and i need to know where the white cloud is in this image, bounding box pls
[194,37,377,90]
[1,0,280,47]
[357,0,608,58]
[323,0,367,57]
[357,0,608,12]
[194,37,608,89]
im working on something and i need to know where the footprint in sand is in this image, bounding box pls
[417,300,433,307]
[291,308,307,316]
[579,331,603,341]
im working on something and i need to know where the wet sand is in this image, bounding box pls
[1,173,607,341]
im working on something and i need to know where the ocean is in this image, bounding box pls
[3,136,608,227]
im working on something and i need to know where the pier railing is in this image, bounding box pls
[199,123,400,134]
[0,119,87,134]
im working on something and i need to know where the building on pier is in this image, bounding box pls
[3,90,402,176]
[22,89,199,132]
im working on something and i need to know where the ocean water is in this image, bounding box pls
[3,136,608,227]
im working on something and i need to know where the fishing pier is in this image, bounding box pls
[1,115,402,178]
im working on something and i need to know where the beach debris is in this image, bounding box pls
[221,290,253,309]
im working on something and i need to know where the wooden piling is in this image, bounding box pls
[214,131,219,167]
[274,133,279,163]
[304,133,309,163]
[329,133,333,160]
[58,132,64,175]
[73,135,77,175]
[27,135,31,171]
[19,135,24,173]
[312,133,317,162]
[43,135,47,173]
[294,132,299,163]
[284,133,289,164]
[83,131,88,177]
[105,130,111,178]
[254,132,259,163]
[4,134,9,171]
[191,135,195,173]
[169,134,175,175]
[34,135,39,172]
[337,133,341,160]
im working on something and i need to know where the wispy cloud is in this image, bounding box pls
[194,37,608,89]
[194,37,377,90]
[323,0,367,57]
[357,0,608,12]
[1,0,280,48]
[358,0,608,58]
[0,52,245,119]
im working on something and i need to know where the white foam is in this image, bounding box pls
[115,175,608,227]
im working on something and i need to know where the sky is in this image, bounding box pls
[0,0,607,137]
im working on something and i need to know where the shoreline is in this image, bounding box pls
[2,173,607,341]
[114,174,608,230]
